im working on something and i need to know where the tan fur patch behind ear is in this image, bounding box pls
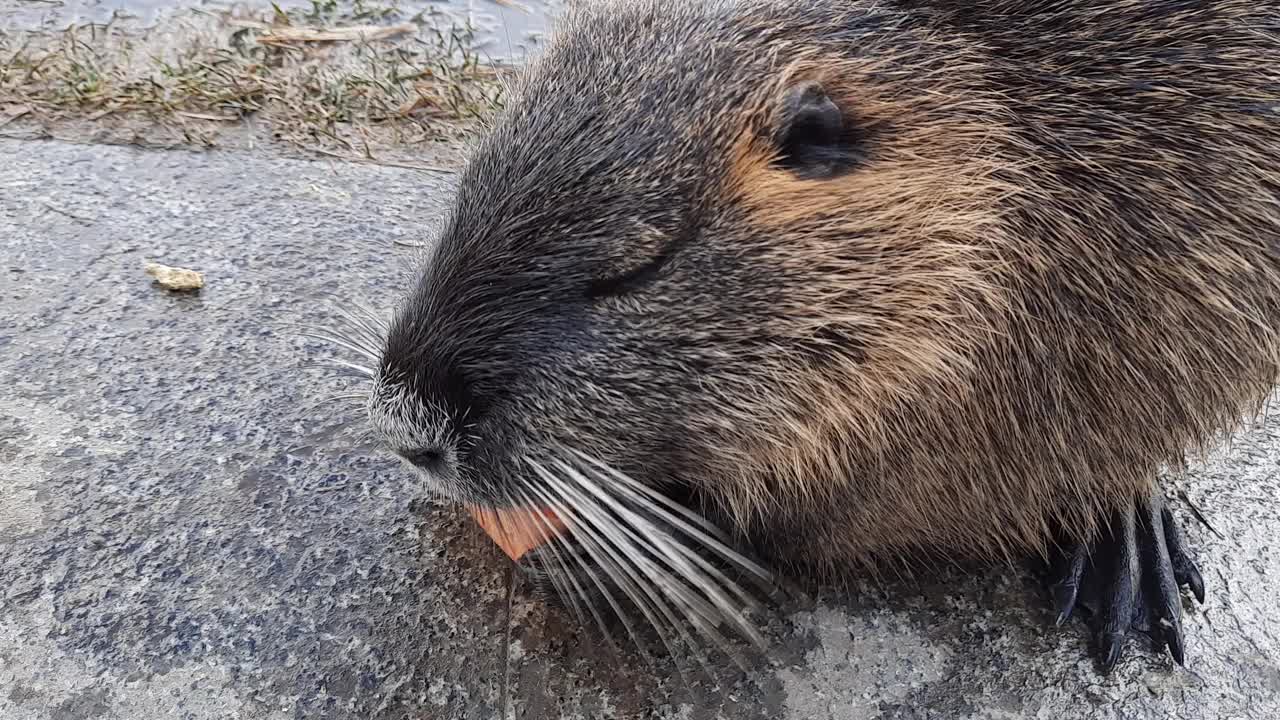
[729,56,1018,231]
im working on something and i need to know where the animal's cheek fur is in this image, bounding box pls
[483,326,786,495]
[682,55,1032,525]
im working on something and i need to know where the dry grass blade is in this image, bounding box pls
[235,21,417,45]
[492,0,533,14]
[0,106,32,127]
[176,111,239,122]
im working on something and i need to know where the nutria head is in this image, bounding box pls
[304,0,1280,682]
[363,0,1015,649]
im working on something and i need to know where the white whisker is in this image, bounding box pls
[547,457,759,674]
[494,491,586,628]
[529,460,729,689]
[299,358,377,379]
[527,459,691,678]
[325,295,391,339]
[292,328,383,362]
[311,296,390,357]
[568,447,778,598]
[521,464,659,665]
[569,468,755,665]
[298,393,369,419]
[510,485,626,660]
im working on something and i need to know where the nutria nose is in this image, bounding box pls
[402,447,450,474]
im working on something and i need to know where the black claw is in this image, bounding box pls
[1161,506,1206,605]
[1046,491,1207,671]
[1187,568,1206,605]
[1164,619,1186,666]
[1050,544,1087,626]
[1137,500,1186,666]
[1099,631,1126,674]
[1094,508,1138,673]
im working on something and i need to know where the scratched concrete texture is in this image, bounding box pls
[0,137,1277,719]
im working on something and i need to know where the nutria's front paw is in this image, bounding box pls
[1047,493,1206,673]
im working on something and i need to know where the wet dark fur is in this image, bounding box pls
[370,0,1280,665]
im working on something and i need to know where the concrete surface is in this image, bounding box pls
[0,136,1277,719]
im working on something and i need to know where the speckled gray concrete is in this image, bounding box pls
[1,137,1277,720]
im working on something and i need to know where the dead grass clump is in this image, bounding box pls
[0,2,512,155]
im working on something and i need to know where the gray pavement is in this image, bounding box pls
[0,137,1277,719]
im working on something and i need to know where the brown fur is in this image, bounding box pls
[697,1,1280,580]
[374,0,1280,596]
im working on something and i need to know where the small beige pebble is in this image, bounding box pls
[144,262,204,292]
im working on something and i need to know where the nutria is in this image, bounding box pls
[347,0,1280,673]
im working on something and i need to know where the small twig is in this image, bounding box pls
[492,0,533,14]
[308,146,452,173]
[40,201,92,224]
[0,128,52,142]
[1177,488,1226,540]
[500,560,520,720]
[227,21,418,46]
[362,157,453,173]
[176,111,240,122]
[0,106,32,128]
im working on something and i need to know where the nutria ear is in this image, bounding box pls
[774,80,859,179]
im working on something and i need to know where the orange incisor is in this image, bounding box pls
[468,505,569,561]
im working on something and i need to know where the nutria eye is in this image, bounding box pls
[585,248,672,299]
[586,223,679,299]
[775,80,861,179]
